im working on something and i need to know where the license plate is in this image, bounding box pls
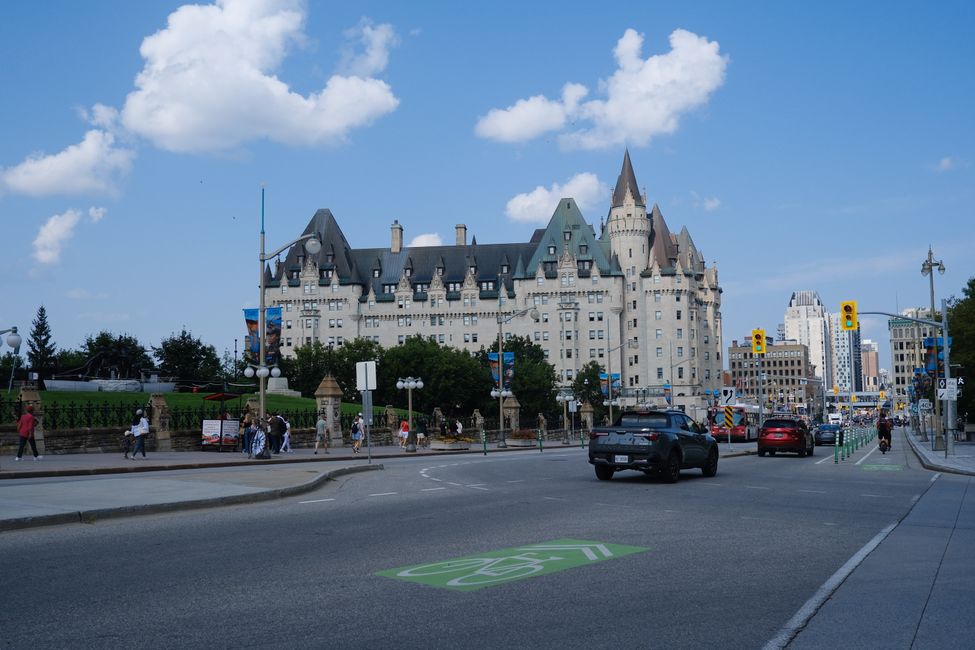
[614,454,629,463]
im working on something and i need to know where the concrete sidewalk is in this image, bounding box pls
[901,425,975,476]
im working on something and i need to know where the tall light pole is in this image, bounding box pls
[492,274,538,447]
[396,376,423,453]
[921,246,946,449]
[2,326,22,393]
[556,390,574,444]
[245,186,321,422]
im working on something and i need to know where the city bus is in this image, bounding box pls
[709,404,761,441]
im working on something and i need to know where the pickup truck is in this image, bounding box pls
[588,409,719,483]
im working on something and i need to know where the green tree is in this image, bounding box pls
[152,329,221,384]
[332,337,385,403]
[948,277,975,424]
[27,305,56,385]
[573,360,607,423]
[54,348,89,379]
[83,331,153,379]
[286,341,331,398]
[479,334,558,426]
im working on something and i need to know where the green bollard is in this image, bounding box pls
[481,429,488,456]
[834,438,839,463]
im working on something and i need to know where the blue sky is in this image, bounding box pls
[1,0,972,370]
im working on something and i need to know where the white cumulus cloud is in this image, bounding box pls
[1,129,134,197]
[477,28,728,150]
[339,19,399,77]
[32,206,107,264]
[408,233,443,247]
[121,0,399,153]
[505,172,608,223]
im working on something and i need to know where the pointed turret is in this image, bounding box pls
[611,149,645,208]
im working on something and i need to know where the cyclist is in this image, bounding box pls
[877,411,893,451]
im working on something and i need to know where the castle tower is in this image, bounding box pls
[606,150,652,274]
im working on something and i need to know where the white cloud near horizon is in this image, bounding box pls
[0,129,135,197]
[505,172,608,223]
[934,156,969,173]
[408,233,443,247]
[690,191,721,211]
[121,0,399,153]
[33,207,107,264]
[476,28,728,150]
[339,18,398,77]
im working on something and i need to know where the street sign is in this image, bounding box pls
[719,387,736,406]
[937,378,958,401]
[919,398,932,411]
[724,406,734,428]
[356,360,377,391]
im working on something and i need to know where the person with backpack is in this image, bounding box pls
[130,409,149,460]
[351,413,363,453]
[877,411,893,451]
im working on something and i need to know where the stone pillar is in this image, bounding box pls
[473,409,485,431]
[149,393,172,451]
[432,407,445,436]
[503,395,521,432]
[19,388,44,454]
[580,402,594,433]
[314,375,343,445]
[537,412,547,437]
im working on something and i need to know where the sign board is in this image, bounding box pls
[568,400,578,413]
[723,406,734,429]
[356,360,377,391]
[719,387,736,406]
[918,398,932,411]
[937,378,958,401]
[201,419,239,447]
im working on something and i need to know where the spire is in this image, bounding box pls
[611,149,644,208]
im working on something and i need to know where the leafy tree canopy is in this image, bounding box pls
[152,328,221,384]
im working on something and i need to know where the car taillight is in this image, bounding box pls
[635,432,660,441]
[589,430,602,440]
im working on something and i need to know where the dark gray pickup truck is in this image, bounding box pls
[588,409,719,483]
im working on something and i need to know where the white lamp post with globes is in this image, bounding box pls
[396,376,423,452]
[2,326,22,393]
[247,186,322,423]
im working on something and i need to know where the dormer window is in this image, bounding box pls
[579,244,588,254]
[564,231,571,241]
[501,264,509,274]
[469,266,476,275]
[405,268,412,277]
[548,245,556,255]
[373,269,381,278]
[297,255,304,266]
[326,253,334,263]
[437,266,444,276]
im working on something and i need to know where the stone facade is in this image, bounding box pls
[263,152,722,412]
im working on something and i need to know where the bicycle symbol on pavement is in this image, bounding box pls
[377,539,648,592]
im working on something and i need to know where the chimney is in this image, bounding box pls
[455,224,467,246]
[391,220,403,254]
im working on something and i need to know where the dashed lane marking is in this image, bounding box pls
[368,492,398,497]
[299,498,336,504]
[421,487,447,492]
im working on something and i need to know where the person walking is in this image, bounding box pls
[15,404,42,461]
[351,413,363,453]
[268,413,283,454]
[280,414,292,453]
[399,420,409,449]
[130,409,149,459]
[314,412,329,454]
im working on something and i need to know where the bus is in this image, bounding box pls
[709,404,761,441]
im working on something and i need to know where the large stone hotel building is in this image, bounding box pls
[263,152,723,410]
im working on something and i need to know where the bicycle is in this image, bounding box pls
[397,552,564,586]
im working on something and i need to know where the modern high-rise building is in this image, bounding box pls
[830,313,863,392]
[783,291,832,382]
[260,152,724,410]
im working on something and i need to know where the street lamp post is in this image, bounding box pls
[556,391,574,444]
[2,326,23,393]
[493,274,538,447]
[396,376,423,453]
[921,246,946,449]
[246,186,321,423]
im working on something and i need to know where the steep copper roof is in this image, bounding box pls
[649,203,678,269]
[611,149,644,209]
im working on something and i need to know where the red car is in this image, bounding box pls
[757,417,814,457]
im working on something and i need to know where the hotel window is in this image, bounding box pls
[676,310,682,320]
[548,245,556,255]
[656,329,662,340]
[655,311,662,321]
[677,328,683,339]
[579,244,588,254]
[656,347,663,357]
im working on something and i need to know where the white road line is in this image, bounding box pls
[467,486,489,491]
[823,522,839,526]
[745,485,771,490]
[465,483,486,487]
[763,522,897,650]
[815,455,834,465]
[542,496,566,501]
[860,494,889,498]
[429,477,442,482]
[446,482,462,486]
[798,489,827,494]
[931,473,941,483]
[855,446,880,465]
[368,492,397,497]
[699,482,723,487]
[299,498,336,504]
[506,480,526,483]
[421,487,446,492]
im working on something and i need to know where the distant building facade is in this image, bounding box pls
[783,290,832,382]
[261,152,723,410]
[860,339,880,391]
[888,308,938,404]
[830,313,863,392]
[727,336,819,414]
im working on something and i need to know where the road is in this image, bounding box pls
[1,440,970,649]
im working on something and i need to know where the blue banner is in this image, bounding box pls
[244,307,283,365]
[488,352,515,389]
[599,372,621,397]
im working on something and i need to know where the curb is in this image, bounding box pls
[905,433,975,477]
[0,464,383,533]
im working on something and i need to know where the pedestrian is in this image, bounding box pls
[440,418,448,438]
[15,404,42,461]
[268,413,284,454]
[351,413,363,453]
[240,412,253,455]
[455,418,463,437]
[416,417,428,448]
[130,409,149,459]
[399,420,409,448]
[280,414,292,453]
[314,412,329,454]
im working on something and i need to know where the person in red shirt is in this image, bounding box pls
[16,404,42,461]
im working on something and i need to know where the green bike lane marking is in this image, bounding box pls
[861,464,904,471]
[376,538,648,592]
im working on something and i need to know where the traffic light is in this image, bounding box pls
[751,329,766,355]
[840,300,858,331]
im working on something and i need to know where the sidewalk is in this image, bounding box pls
[901,425,975,476]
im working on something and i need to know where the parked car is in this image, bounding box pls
[588,409,719,483]
[758,417,814,457]
[814,423,842,446]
